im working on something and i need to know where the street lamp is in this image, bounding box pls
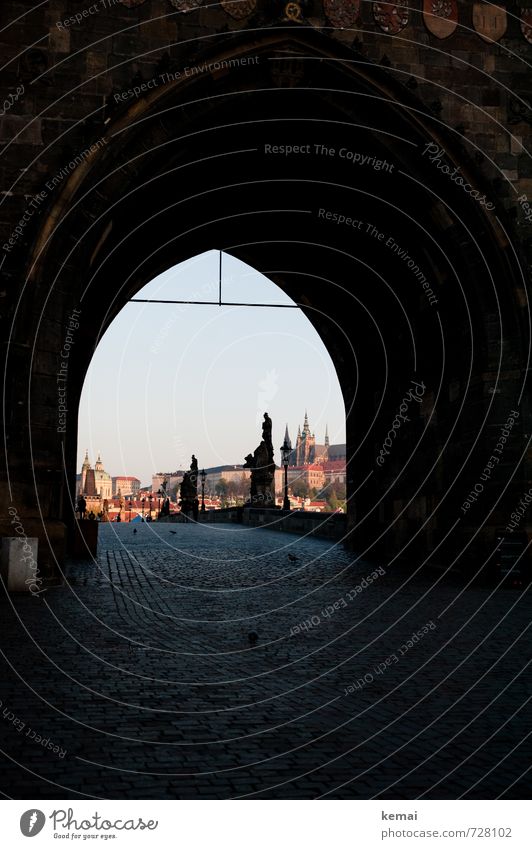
[200,469,206,513]
[281,429,292,511]
[128,500,132,522]
[148,495,153,521]
[141,497,145,520]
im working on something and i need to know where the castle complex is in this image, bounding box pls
[290,412,345,466]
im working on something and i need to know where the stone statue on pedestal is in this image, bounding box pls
[244,412,276,508]
[180,455,200,520]
[159,477,170,517]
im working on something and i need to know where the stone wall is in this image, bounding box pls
[1,2,531,268]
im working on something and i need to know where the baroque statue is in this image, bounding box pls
[180,455,200,520]
[244,412,276,508]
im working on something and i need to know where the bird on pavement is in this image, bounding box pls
[288,553,298,562]
[248,631,258,646]
[170,530,176,535]
[133,528,137,534]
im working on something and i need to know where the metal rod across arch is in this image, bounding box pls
[129,300,299,308]
[130,250,299,308]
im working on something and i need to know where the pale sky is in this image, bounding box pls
[78,251,346,486]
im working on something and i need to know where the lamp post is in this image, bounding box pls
[200,469,206,513]
[128,500,132,523]
[149,495,153,521]
[141,497,145,520]
[281,430,292,511]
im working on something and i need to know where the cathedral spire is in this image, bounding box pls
[281,424,293,467]
[303,410,310,434]
[325,424,329,447]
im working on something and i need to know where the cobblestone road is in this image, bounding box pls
[0,523,530,799]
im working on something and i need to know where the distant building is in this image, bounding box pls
[84,467,97,497]
[78,451,112,500]
[274,467,285,495]
[152,472,183,496]
[152,473,168,492]
[207,467,251,487]
[306,500,329,512]
[290,411,328,466]
[328,443,347,462]
[112,476,141,497]
[323,460,346,487]
[202,465,250,490]
[287,465,325,491]
[284,412,346,468]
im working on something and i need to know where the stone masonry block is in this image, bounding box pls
[1,537,39,592]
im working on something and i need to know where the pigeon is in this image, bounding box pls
[133,528,137,534]
[287,553,298,562]
[248,631,258,646]
[170,530,176,535]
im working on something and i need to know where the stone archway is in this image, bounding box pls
[2,27,528,575]
[76,248,348,520]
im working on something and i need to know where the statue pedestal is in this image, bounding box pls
[244,414,276,513]
[71,519,99,559]
[179,463,199,522]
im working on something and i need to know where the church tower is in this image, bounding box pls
[93,452,112,499]
[293,414,329,465]
[81,450,91,493]
[295,411,317,465]
[81,451,112,500]
[84,468,97,497]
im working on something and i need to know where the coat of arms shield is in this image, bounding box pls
[221,0,257,19]
[373,2,409,35]
[521,8,532,44]
[169,0,203,11]
[472,3,507,43]
[323,0,360,29]
[423,0,458,39]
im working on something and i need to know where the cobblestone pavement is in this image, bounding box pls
[0,523,530,799]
